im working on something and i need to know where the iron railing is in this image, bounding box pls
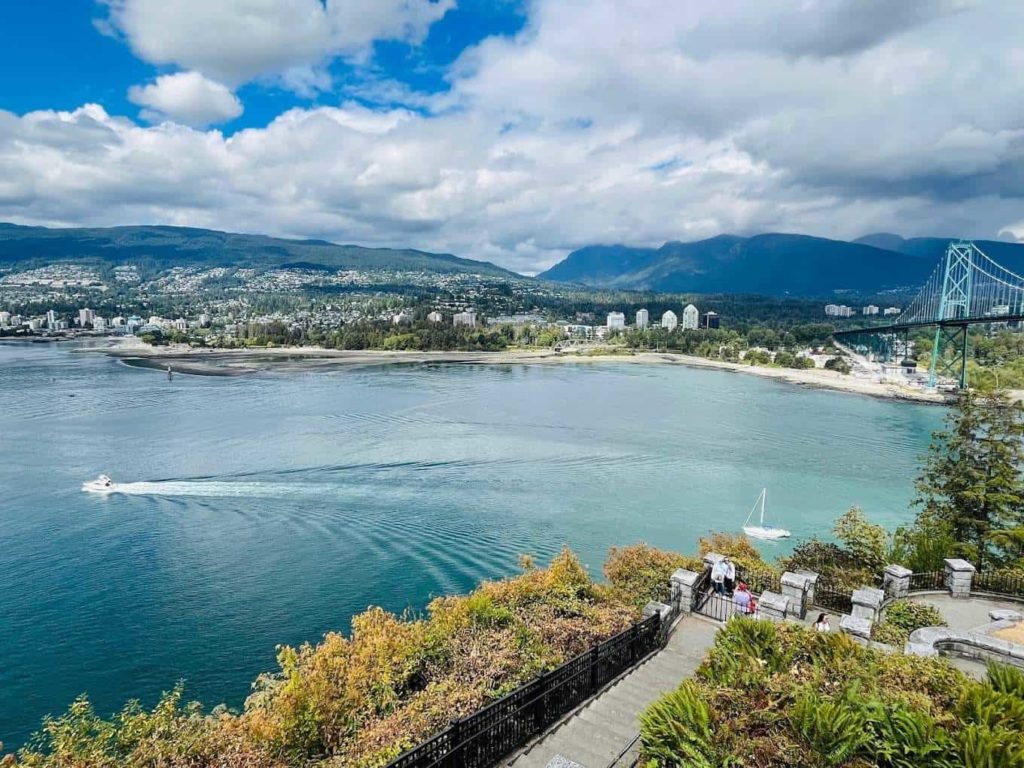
[387,612,666,768]
[974,568,1024,598]
[690,568,712,612]
[814,579,853,614]
[735,565,781,596]
[908,570,945,592]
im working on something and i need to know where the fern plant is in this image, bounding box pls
[987,661,1024,699]
[640,681,718,767]
[956,723,1024,768]
[789,691,870,767]
[862,699,954,768]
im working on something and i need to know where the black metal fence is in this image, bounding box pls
[974,568,1024,597]
[908,570,945,592]
[387,613,665,768]
[814,579,853,614]
[735,565,781,596]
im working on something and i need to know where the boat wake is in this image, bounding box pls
[106,480,334,499]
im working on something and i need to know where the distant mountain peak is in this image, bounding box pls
[538,232,1024,296]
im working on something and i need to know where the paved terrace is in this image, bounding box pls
[507,616,720,768]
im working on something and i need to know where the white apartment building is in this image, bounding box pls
[92,317,108,332]
[636,308,649,329]
[427,311,443,323]
[392,311,413,325]
[883,307,901,316]
[453,310,477,327]
[46,310,58,327]
[682,304,699,330]
[78,308,95,326]
[0,311,10,326]
[825,304,854,317]
[862,305,879,316]
[662,310,678,331]
[606,311,626,330]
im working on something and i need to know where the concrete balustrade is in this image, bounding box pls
[757,591,790,621]
[781,571,811,619]
[670,568,701,615]
[852,587,885,622]
[883,564,913,599]
[944,558,975,598]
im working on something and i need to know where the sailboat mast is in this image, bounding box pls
[760,488,766,525]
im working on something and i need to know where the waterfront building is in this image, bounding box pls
[883,307,901,316]
[594,326,609,340]
[112,316,126,327]
[0,311,10,326]
[862,305,879,316]
[27,318,42,331]
[392,311,413,325]
[9,315,23,327]
[563,324,592,338]
[825,304,854,317]
[606,311,625,330]
[46,310,58,328]
[172,318,187,331]
[453,310,477,327]
[701,311,720,329]
[662,310,678,331]
[636,308,649,329]
[427,311,443,324]
[93,317,108,332]
[682,304,699,330]
[77,308,95,326]
[126,316,143,333]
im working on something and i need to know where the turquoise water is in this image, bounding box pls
[0,343,942,749]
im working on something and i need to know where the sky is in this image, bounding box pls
[1,0,1023,274]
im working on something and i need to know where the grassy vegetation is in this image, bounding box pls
[640,618,1024,768]
[11,549,637,768]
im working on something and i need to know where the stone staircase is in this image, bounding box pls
[507,617,720,768]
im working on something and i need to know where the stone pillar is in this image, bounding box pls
[795,569,819,607]
[643,600,672,623]
[781,572,811,619]
[670,568,701,615]
[839,614,872,640]
[944,558,975,598]
[851,587,885,623]
[757,591,790,621]
[883,564,912,599]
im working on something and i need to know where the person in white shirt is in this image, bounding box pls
[723,557,736,596]
[814,613,831,632]
[711,559,728,595]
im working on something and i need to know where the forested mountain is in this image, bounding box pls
[0,223,517,278]
[540,233,1024,296]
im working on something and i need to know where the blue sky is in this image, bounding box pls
[1,1,525,131]
[1,1,1022,274]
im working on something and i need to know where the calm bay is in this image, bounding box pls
[0,342,942,748]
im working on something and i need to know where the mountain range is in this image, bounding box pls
[0,223,517,278]
[539,233,1024,296]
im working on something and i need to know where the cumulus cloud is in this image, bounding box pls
[4,0,1024,274]
[128,72,243,127]
[99,0,454,88]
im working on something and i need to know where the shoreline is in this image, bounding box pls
[88,338,955,403]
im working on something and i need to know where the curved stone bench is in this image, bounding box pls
[906,620,1024,668]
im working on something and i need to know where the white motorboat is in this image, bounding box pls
[82,474,116,493]
[742,488,791,540]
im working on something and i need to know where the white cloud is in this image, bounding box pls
[100,0,454,88]
[128,72,243,127]
[4,1,1024,274]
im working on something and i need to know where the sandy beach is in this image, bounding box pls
[84,337,957,404]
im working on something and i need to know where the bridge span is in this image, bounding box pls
[833,241,1024,388]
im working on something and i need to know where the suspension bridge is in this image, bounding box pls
[833,241,1024,389]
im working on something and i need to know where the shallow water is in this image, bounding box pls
[0,342,942,748]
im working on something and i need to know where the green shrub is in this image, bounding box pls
[872,600,947,645]
[639,682,717,768]
[603,543,700,609]
[988,661,1024,699]
[789,691,871,767]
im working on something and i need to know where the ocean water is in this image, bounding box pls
[0,342,943,748]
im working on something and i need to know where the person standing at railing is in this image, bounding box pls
[712,558,729,595]
[724,557,736,596]
[734,583,756,614]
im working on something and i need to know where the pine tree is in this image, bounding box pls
[913,390,1024,566]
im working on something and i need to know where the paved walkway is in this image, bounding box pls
[507,617,721,768]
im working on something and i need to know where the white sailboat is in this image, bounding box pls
[742,488,791,540]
